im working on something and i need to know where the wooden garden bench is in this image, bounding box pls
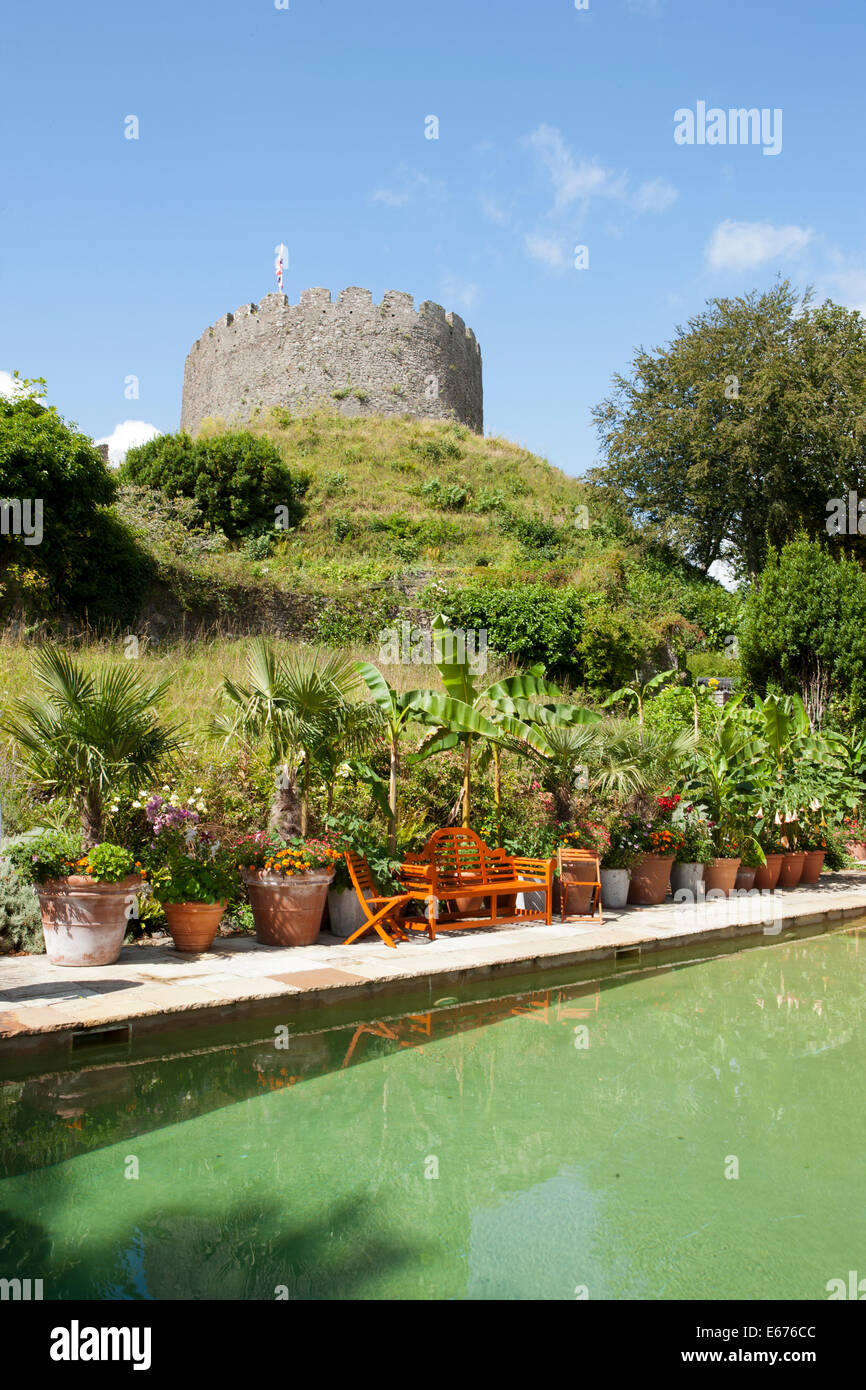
[398,827,554,939]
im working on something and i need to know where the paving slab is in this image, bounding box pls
[1,872,865,1055]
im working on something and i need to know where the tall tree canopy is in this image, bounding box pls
[591,281,866,581]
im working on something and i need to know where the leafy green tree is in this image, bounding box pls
[122,431,307,542]
[739,534,866,723]
[1,646,184,845]
[0,385,151,621]
[592,281,866,580]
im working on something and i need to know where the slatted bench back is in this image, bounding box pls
[425,828,488,891]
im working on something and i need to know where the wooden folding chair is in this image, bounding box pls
[557,847,603,923]
[342,850,427,949]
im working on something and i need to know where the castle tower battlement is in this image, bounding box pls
[180,288,483,434]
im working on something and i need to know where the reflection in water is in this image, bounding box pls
[1,928,864,1300]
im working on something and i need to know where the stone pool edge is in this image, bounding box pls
[2,877,866,1062]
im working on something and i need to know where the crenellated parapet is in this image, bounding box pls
[181,288,483,433]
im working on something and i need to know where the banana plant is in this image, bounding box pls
[603,668,676,726]
[355,662,479,853]
[409,614,559,835]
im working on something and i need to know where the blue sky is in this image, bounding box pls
[2,0,865,475]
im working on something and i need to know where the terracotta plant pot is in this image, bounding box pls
[36,874,142,967]
[734,866,757,892]
[777,851,806,888]
[702,858,741,896]
[628,854,674,905]
[844,840,866,861]
[670,862,705,898]
[800,850,826,884]
[557,875,595,917]
[600,868,630,909]
[162,900,226,953]
[753,853,783,891]
[241,868,333,946]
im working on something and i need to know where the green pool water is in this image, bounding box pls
[1,926,865,1301]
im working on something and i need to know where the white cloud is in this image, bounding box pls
[706,219,813,271]
[479,193,509,226]
[0,370,32,400]
[827,267,866,318]
[525,124,623,209]
[633,177,678,214]
[371,188,410,207]
[524,233,568,270]
[96,420,160,467]
[441,277,479,312]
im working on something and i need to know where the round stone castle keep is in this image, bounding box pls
[180,287,483,435]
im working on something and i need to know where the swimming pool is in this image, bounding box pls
[1,925,864,1300]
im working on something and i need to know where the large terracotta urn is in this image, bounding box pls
[800,850,826,884]
[702,858,741,897]
[753,853,783,891]
[241,868,333,946]
[777,852,806,888]
[162,901,226,953]
[36,874,142,967]
[627,854,674,905]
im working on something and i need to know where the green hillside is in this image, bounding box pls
[111,410,737,673]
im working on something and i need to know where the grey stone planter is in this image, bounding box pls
[670,862,705,898]
[600,867,630,909]
[327,887,366,939]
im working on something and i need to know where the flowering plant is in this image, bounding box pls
[601,819,641,870]
[237,833,340,876]
[644,824,685,856]
[560,822,610,858]
[671,805,715,864]
[142,796,238,905]
[7,832,136,885]
[655,791,683,818]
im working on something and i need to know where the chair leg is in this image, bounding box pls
[344,902,402,948]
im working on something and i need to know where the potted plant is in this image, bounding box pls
[504,822,558,913]
[143,796,239,953]
[734,839,766,892]
[7,831,140,967]
[558,822,610,915]
[321,815,402,939]
[627,819,684,905]
[702,824,742,897]
[754,815,785,890]
[799,816,829,884]
[843,814,866,860]
[670,806,714,897]
[777,817,807,887]
[238,832,339,946]
[599,821,638,909]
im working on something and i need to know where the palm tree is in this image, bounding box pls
[529,714,697,822]
[213,640,372,837]
[1,645,184,846]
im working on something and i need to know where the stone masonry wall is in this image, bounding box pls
[180,288,483,434]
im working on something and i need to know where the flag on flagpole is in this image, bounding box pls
[275,243,288,293]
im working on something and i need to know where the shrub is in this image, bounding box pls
[441,581,584,673]
[122,431,308,542]
[0,857,43,953]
